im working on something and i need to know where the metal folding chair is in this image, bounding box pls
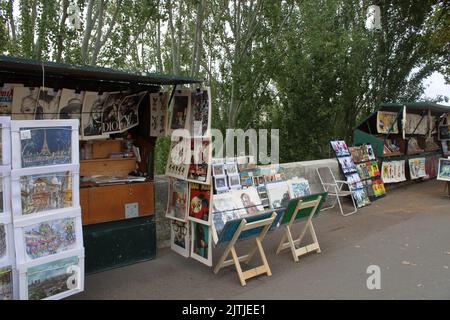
[316,167,357,216]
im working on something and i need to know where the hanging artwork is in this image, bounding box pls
[169,90,191,133]
[165,137,189,180]
[118,91,146,132]
[149,92,169,137]
[211,192,241,244]
[190,88,211,137]
[58,89,84,131]
[405,113,428,135]
[381,160,406,183]
[190,221,212,267]
[437,158,450,181]
[330,140,350,157]
[288,178,311,198]
[11,87,40,120]
[266,181,291,209]
[187,138,211,184]
[170,220,190,258]
[188,183,211,225]
[24,254,83,300]
[0,83,23,115]
[377,111,399,134]
[233,188,264,216]
[0,266,13,300]
[81,91,109,139]
[33,88,61,120]
[408,158,426,179]
[102,92,126,134]
[166,178,189,221]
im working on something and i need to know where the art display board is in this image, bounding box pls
[170,220,190,258]
[149,92,169,137]
[18,248,84,300]
[13,208,84,265]
[11,120,79,170]
[408,157,427,179]
[166,178,189,222]
[0,117,12,166]
[190,221,212,266]
[381,160,407,183]
[330,140,370,207]
[437,158,450,181]
[10,164,80,221]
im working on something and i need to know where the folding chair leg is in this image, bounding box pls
[337,195,357,217]
[308,222,321,253]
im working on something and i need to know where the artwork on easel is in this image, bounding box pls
[149,92,169,137]
[166,178,189,221]
[170,220,190,258]
[211,193,241,244]
[0,83,23,115]
[165,137,189,180]
[102,92,126,134]
[0,266,13,300]
[58,89,84,133]
[81,91,109,139]
[190,88,211,137]
[11,87,40,120]
[187,138,211,184]
[118,91,146,132]
[190,221,212,267]
[377,111,399,134]
[188,183,211,225]
[34,88,61,120]
[169,90,191,133]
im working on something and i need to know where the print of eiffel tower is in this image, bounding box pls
[40,129,51,156]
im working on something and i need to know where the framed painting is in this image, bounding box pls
[11,120,79,169]
[190,221,212,267]
[11,164,80,220]
[214,176,228,192]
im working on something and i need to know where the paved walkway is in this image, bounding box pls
[71,179,450,299]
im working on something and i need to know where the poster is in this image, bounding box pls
[165,137,189,180]
[11,87,40,120]
[81,91,109,139]
[288,178,311,198]
[0,266,13,300]
[405,113,427,135]
[26,255,80,300]
[170,220,190,257]
[170,90,191,132]
[23,217,77,261]
[119,91,146,131]
[187,139,211,184]
[377,111,399,134]
[211,193,241,244]
[190,221,212,267]
[58,89,84,128]
[102,92,126,134]
[233,188,264,216]
[381,160,406,183]
[20,171,73,216]
[266,181,291,209]
[190,88,211,137]
[330,140,350,157]
[408,158,426,179]
[188,183,211,225]
[166,178,189,221]
[20,126,72,168]
[437,158,450,181]
[0,83,23,115]
[34,88,61,120]
[149,92,169,137]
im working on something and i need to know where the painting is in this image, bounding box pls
[211,193,242,244]
[119,91,146,131]
[23,217,77,261]
[58,89,84,130]
[187,139,211,184]
[346,173,363,189]
[149,92,169,137]
[170,220,190,257]
[34,88,61,120]
[381,160,406,183]
[20,171,73,216]
[0,224,6,259]
[338,156,357,174]
[0,266,13,300]
[330,140,350,157]
[190,88,211,137]
[166,178,189,221]
[20,126,72,168]
[81,91,109,139]
[288,178,311,198]
[233,188,264,216]
[437,158,450,182]
[11,87,40,120]
[102,92,126,134]
[165,137,189,180]
[170,90,191,132]
[212,164,225,177]
[352,188,370,208]
[27,255,80,300]
[0,83,23,115]
[228,174,241,189]
[190,221,212,266]
[356,162,371,180]
[377,111,399,134]
[214,176,228,191]
[266,181,291,209]
[405,113,428,135]
[366,144,376,160]
[188,183,211,225]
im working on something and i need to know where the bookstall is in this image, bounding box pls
[0,55,202,299]
[353,102,450,183]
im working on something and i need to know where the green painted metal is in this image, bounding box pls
[83,216,156,274]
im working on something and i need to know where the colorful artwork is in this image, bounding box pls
[27,255,79,300]
[346,173,363,189]
[381,160,406,183]
[0,266,13,300]
[166,178,189,221]
[12,87,40,120]
[372,179,386,197]
[288,178,311,198]
[191,221,212,266]
[212,193,241,243]
[191,88,210,137]
[187,139,211,184]
[349,146,364,163]
[330,140,350,157]
[20,126,72,168]
[266,181,291,209]
[408,158,426,179]
[233,188,264,216]
[352,188,370,208]
[149,92,169,137]
[34,88,61,120]
[58,89,84,129]
[0,224,6,259]
[102,92,125,134]
[20,171,73,215]
[24,217,77,260]
[189,183,211,224]
[377,111,399,134]
[119,91,146,131]
[437,159,450,181]
[82,91,108,139]
[170,91,190,131]
[0,83,23,114]
[170,220,189,257]
[356,162,371,179]
[338,156,357,174]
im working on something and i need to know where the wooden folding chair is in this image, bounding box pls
[214,211,277,286]
[276,193,326,262]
